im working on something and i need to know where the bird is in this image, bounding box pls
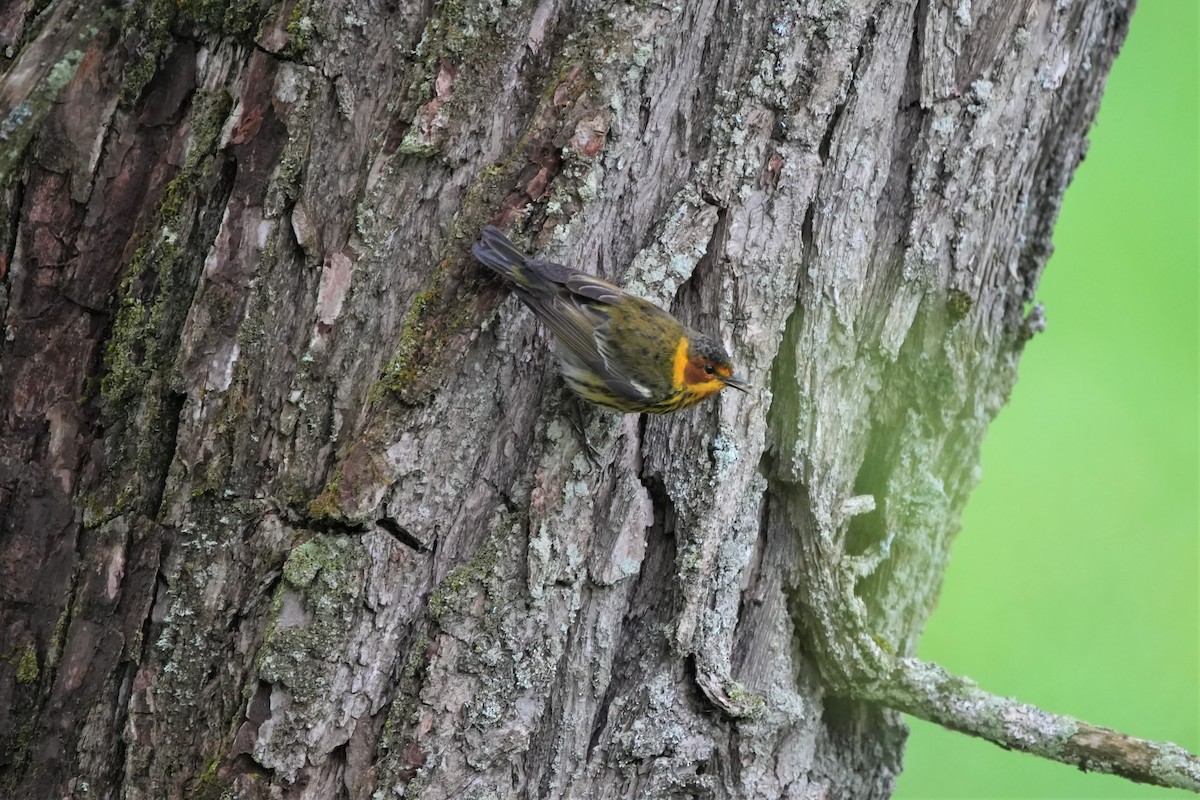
[472,225,748,413]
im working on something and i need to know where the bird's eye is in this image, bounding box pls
[703,364,715,375]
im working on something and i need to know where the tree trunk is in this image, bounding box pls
[0,0,1132,798]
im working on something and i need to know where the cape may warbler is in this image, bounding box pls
[473,225,749,413]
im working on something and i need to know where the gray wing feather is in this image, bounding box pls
[564,273,624,305]
[522,258,624,305]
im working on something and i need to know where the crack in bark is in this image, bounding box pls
[376,516,429,552]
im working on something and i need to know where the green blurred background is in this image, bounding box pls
[894,2,1199,798]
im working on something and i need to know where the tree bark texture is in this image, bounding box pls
[0,0,1131,798]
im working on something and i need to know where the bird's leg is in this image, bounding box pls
[564,393,601,470]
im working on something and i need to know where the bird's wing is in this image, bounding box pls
[563,271,624,305]
[520,292,651,403]
[591,316,654,401]
[480,234,649,403]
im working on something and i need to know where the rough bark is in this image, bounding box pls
[0,0,1133,798]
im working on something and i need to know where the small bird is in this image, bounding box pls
[473,225,749,413]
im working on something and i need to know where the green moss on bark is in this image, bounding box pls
[427,531,504,624]
[283,0,316,58]
[14,645,38,686]
[251,534,371,770]
[95,89,233,517]
[119,0,272,105]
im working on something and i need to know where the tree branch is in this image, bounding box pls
[863,657,1200,793]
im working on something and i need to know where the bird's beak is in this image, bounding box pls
[722,375,750,393]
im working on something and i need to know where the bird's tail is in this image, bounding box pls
[472,226,536,289]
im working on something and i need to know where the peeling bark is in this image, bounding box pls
[0,0,1135,798]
